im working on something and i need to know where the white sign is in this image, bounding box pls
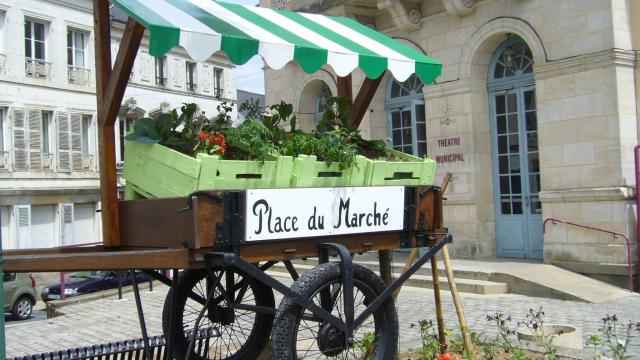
[245,186,405,241]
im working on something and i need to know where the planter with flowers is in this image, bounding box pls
[123,103,293,199]
[123,98,436,200]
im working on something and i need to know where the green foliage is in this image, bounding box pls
[412,319,442,360]
[238,98,263,121]
[203,102,233,132]
[519,307,558,360]
[125,103,207,155]
[224,120,275,161]
[587,314,640,360]
[353,331,375,360]
[316,96,351,132]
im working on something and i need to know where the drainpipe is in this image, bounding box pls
[0,212,6,356]
[635,145,640,290]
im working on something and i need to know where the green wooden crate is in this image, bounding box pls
[290,154,368,187]
[124,141,201,198]
[123,141,293,199]
[364,149,436,186]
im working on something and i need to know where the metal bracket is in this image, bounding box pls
[400,187,417,248]
[215,192,245,253]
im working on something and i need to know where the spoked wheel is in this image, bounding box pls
[272,262,398,359]
[162,268,275,360]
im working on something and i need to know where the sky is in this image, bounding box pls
[226,0,265,95]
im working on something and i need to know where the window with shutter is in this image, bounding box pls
[70,113,82,170]
[60,203,74,245]
[28,109,42,170]
[11,108,27,171]
[14,205,31,249]
[57,112,71,172]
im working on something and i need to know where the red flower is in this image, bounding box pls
[437,353,462,360]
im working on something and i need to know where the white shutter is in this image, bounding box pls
[57,112,71,172]
[70,113,82,170]
[60,203,74,246]
[14,205,31,249]
[28,109,42,170]
[11,108,27,171]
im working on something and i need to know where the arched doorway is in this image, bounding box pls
[297,79,334,132]
[385,74,426,157]
[314,83,331,126]
[488,36,542,259]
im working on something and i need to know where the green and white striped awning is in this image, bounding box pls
[112,0,442,83]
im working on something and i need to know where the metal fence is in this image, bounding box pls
[9,335,169,360]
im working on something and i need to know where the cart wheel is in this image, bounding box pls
[272,262,398,359]
[162,268,275,360]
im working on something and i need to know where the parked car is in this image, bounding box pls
[41,270,152,302]
[4,273,37,320]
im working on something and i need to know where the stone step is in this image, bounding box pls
[267,263,509,295]
[290,257,494,281]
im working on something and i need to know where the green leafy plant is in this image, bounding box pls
[517,307,558,360]
[486,312,528,360]
[412,319,444,359]
[125,103,206,155]
[353,331,375,360]
[224,120,276,161]
[587,314,640,360]
[238,98,263,121]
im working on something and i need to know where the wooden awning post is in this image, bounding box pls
[337,73,385,129]
[94,0,144,247]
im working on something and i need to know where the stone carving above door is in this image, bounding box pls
[377,0,422,32]
[442,0,475,17]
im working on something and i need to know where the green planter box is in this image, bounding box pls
[123,141,293,199]
[364,149,436,186]
[290,154,368,187]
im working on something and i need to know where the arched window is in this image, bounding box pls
[386,74,426,157]
[488,36,542,259]
[314,83,331,126]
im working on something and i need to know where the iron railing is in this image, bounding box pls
[156,76,167,87]
[68,65,91,86]
[7,332,219,360]
[25,58,51,79]
[186,82,197,92]
[214,87,224,98]
[543,218,635,292]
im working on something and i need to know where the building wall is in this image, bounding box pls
[0,0,236,250]
[262,0,639,283]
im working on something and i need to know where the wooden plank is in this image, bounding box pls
[350,76,384,128]
[239,233,400,263]
[99,18,145,128]
[120,198,199,249]
[96,17,144,247]
[194,195,224,248]
[337,75,353,102]
[3,246,107,256]
[3,249,193,273]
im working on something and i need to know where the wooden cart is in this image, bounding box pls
[2,1,455,359]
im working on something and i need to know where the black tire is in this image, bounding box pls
[12,295,33,321]
[162,268,275,360]
[272,262,398,359]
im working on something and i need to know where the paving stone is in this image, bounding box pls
[5,282,640,358]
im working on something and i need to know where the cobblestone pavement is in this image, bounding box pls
[6,277,640,358]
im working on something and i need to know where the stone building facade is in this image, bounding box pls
[261,0,639,286]
[0,0,235,250]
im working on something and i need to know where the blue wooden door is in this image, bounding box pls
[491,87,542,259]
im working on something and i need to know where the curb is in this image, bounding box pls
[46,281,156,318]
